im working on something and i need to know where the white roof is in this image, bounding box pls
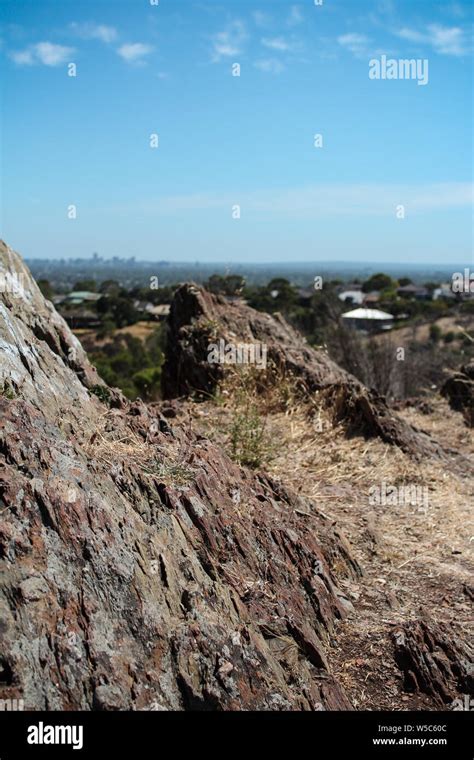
[338,290,364,304]
[145,304,170,316]
[342,308,394,320]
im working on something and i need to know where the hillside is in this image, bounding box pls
[0,240,472,711]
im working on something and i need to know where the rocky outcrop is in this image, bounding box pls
[0,241,360,710]
[162,284,446,459]
[0,241,105,403]
[441,362,474,427]
[392,620,473,706]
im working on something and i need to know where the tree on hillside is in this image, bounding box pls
[99,280,121,296]
[206,274,246,296]
[362,273,394,293]
[97,295,139,328]
[266,278,297,308]
[73,279,97,292]
[245,278,297,314]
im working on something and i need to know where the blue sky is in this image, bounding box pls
[0,0,472,263]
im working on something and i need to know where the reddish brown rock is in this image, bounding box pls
[0,241,359,711]
[392,620,473,706]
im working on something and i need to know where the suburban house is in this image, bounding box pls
[62,291,102,306]
[133,301,171,321]
[341,307,394,333]
[62,310,101,329]
[362,291,381,306]
[338,290,364,305]
[397,284,430,300]
[145,304,171,321]
[433,283,456,300]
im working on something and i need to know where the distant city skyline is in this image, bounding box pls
[23,253,470,270]
[1,0,473,264]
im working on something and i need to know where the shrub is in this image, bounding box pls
[90,327,165,400]
[362,273,394,293]
[90,384,111,405]
[443,331,455,344]
[132,368,161,401]
[0,380,16,399]
[429,324,442,343]
[230,400,270,468]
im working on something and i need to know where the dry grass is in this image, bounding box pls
[265,400,473,708]
[184,371,473,710]
[83,410,195,485]
[74,320,157,346]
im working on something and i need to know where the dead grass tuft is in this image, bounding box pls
[83,411,195,485]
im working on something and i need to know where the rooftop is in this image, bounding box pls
[65,291,101,301]
[342,308,394,320]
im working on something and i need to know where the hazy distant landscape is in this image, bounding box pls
[27,258,468,291]
[27,256,469,290]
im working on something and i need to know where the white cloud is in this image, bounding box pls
[245,183,473,216]
[117,43,154,63]
[261,36,291,52]
[70,23,117,44]
[35,42,74,65]
[10,49,34,65]
[254,58,285,74]
[210,20,247,62]
[429,24,467,55]
[114,183,473,218]
[397,29,427,43]
[10,42,74,66]
[337,33,370,57]
[397,24,469,56]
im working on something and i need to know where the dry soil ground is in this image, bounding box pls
[175,390,473,711]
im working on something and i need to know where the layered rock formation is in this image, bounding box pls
[0,241,360,710]
[3,242,471,712]
[393,620,473,706]
[162,284,446,459]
